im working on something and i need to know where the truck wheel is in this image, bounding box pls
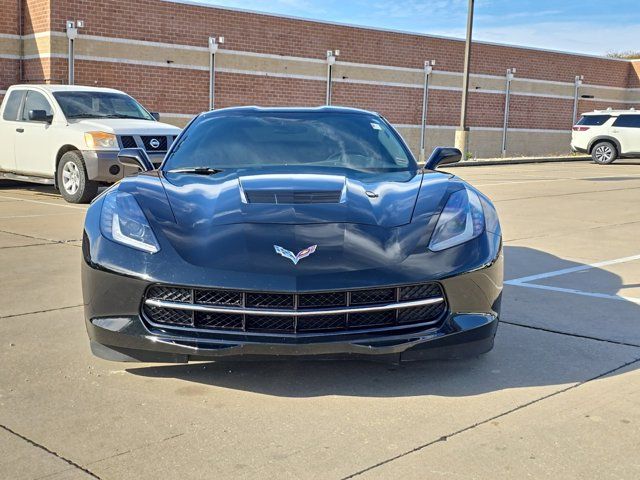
[57,151,99,203]
[591,141,618,165]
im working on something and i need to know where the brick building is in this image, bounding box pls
[2,0,640,157]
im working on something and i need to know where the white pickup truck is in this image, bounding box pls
[0,85,181,202]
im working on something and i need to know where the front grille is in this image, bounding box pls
[141,135,168,151]
[119,135,174,153]
[244,190,343,204]
[120,135,137,149]
[142,283,447,334]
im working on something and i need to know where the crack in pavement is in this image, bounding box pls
[503,219,640,244]
[0,304,83,320]
[501,320,640,348]
[493,185,640,203]
[0,228,82,245]
[0,242,56,250]
[0,424,101,479]
[340,355,640,479]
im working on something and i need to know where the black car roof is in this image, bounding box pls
[200,105,380,118]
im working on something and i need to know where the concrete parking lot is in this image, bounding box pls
[1,161,639,479]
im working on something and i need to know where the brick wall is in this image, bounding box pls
[47,0,633,87]
[4,0,640,157]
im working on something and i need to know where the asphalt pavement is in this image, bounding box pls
[1,160,639,479]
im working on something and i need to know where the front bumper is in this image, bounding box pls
[82,150,165,183]
[83,249,503,363]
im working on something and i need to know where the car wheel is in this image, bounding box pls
[591,141,618,165]
[57,151,99,203]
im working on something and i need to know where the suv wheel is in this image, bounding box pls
[57,151,99,203]
[591,141,618,165]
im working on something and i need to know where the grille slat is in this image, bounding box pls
[245,190,342,204]
[143,283,446,333]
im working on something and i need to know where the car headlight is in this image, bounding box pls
[429,187,485,251]
[100,190,160,253]
[84,131,118,150]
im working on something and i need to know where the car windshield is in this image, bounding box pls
[164,111,416,172]
[52,91,154,120]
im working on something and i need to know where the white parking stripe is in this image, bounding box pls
[506,282,640,305]
[505,254,640,304]
[0,195,88,210]
[506,254,640,284]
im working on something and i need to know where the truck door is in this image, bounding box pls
[0,90,26,172]
[14,90,55,177]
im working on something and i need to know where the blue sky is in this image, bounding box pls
[195,0,640,56]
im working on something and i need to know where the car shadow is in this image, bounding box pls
[126,248,639,398]
[0,181,60,197]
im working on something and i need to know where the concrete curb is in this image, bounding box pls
[447,156,591,167]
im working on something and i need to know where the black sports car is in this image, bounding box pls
[82,107,502,363]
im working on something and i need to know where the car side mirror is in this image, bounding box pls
[29,109,52,123]
[425,147,462,170]
[118,148,154,172]
[150,112,160,121]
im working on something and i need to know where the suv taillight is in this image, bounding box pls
[572,126,590,131]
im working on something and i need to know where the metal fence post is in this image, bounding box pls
[419,60,435,163]
[65,20,83,85]
[572,75,584,125]
[209,36,224,110]
[501,68,515,158]
[326,50,339,105]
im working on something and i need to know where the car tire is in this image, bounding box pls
[57,151,99,203]
[591,141,618,165]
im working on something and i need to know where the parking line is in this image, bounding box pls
[506,282,640,304]
[505,253,640,304]
[506,254,640,284]
[0,195,88,211]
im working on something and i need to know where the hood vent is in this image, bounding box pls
[244,190,343,204]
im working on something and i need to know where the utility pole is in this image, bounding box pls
[209,36,224,110]
[419,60,436,163]
[65,19,84,85]
[455,0,474,156]
[326,49,339,105]
[572,75,584,125]
[501,68,516,158]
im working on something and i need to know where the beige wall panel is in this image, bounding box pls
[397,126,570,159]
[217,52,326,78]
[22,34,52,57]
[0,36,20,56]
[333,63,423,86]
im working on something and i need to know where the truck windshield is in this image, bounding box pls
[164,112,416,173]
[52,91,154,121]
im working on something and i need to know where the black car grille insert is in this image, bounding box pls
[143,283,447,334]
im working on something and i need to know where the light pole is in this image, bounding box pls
[455,0,475,156]
[65,19,84,85]
[572,75,584,125]
[209,36,224,110]
[419,60,436,163]
[501,68,516,158]
[326,49,339,105]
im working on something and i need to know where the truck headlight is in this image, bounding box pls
[84,131,118,150]
[429,187,485,251]
[100,190,160,253]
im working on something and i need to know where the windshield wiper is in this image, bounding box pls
[168,167,223,175]
[67,113,106,119]
[102,114,149,120]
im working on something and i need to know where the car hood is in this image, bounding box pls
[160,167,431,228]
[115,168,455,276]
[67,118,181,135]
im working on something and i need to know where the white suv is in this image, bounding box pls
[0,85,181,202]
[571,109,640,164]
